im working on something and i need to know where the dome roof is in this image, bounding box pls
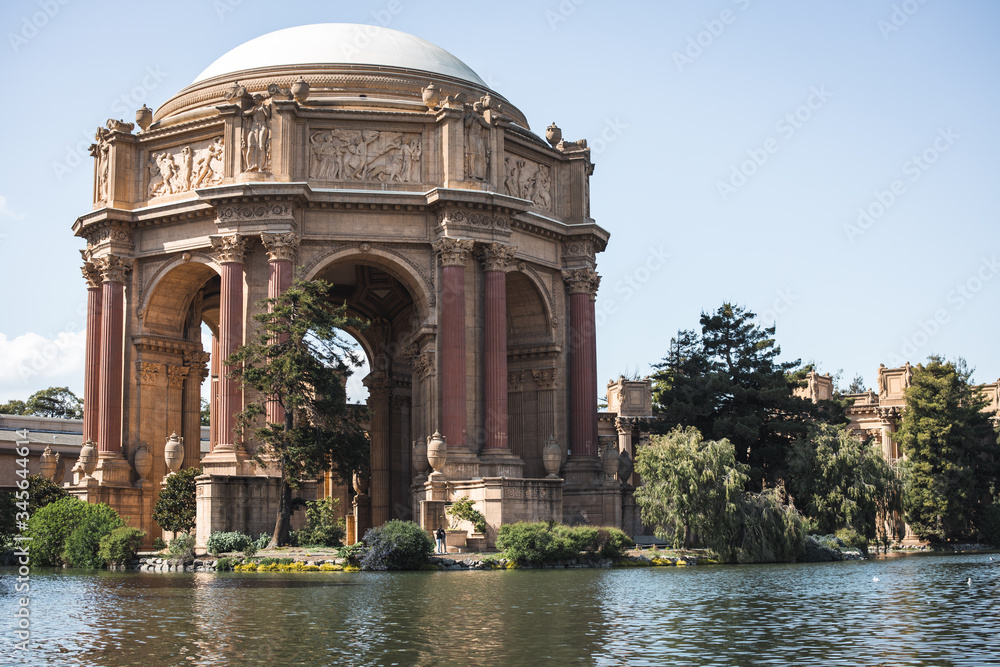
[193,23,487,87]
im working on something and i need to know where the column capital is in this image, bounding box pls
[479,242,518,272]
[433,237,475,267]
[93,255,134,284]
[210,234,249,264]
[562,267,601,297]
[185,351,211,380]
[364,373,394,399]
[532,368,558,390]
[81,262,102,289]
[166,364,191,388]
[260,232,299,262]
[136,362,161,385]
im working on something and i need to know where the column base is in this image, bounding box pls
[92,451,134,488]
[201,444,246,476]
[443,450,480,480]
[478,449,524,478]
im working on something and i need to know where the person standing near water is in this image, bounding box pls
[435,527,446,554]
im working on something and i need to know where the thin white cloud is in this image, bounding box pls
[0,195,25,220]
[0,330,86,402]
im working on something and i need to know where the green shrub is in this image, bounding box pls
[25,475,69,515]
[99,527,146,567]
[294,497,346,547]
[214,557,237,571]
[834,527,868,555]
[152,467,201,534]
[206,531,255,556]
[977,500,1000,546]
[496,522,576,564]
[26,497,92,566]
[152,537,167,551]
[243,542,258,558]
[168,534,196,560]
[63,503,125,568]
[447,496,488,534]
[255,533,270,551]
[337,542,365,565]
[359,520,434,571]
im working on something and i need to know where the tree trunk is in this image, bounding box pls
[269,476,293,549]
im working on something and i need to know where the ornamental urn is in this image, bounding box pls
[542,436,561,478]
[411,439,429,481]
[39,446,57,480]
[53,453,65,485]
[135,104,153,131]
[133,444,153,481]
[164,432,184,475]
[426,431,447,474]
[545,122,562,148]
[617,450,634,483]
[601,444,620,480]
[79,439,97,477]
[291,77,310,103]
[353,472,369,496]
[421,83,440,110]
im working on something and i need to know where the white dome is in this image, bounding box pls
[193,23,487,87]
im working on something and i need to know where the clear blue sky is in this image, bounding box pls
[1,0,998,403]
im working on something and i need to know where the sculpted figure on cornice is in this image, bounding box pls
[309,129,421,183]
[465,102,491,181]
[91,127,111,202]
[148,136,225,198]
[503,156,551,211]
[242,94,272,173]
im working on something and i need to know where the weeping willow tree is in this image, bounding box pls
[635,426,805,562]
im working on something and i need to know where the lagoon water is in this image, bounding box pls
[2,552,999,666]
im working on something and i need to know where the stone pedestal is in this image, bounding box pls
[560,457,622,526]
[352,493,371,544]
[92,451,134,487]
[478,450,524,478]
[419,499,447,534]
[442,450,480,480]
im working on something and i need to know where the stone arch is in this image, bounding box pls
[302,245,434,326]
[140,254,221,337]
[506,270,553,344]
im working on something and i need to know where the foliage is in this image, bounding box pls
[731,487,805,564]
[358,520,434,571]
[25,474,69,515]
[552,525,634,559]
[337,542,366,565]
[651,304,842,490]
[229,277,370,548]
[1,387,84,419]
[243,542,258,558]
[214,556,237,571]
[0,398,27,415]
[206,531,257,556]
[168,534,197,560]
[200,398,210,426]
[447,496,488,534]
[894,357,1000,540]
[787,422,901,544]
[25,496,91,566]
[152,466,201,534]
[977,499,1000,546]
[152,537,167,551]
[294,497,346,547]
[496,522,575,564]
[99,527,146,567]
[0,492,15,552]
[846,374,867,394]
[633,426,747,552]
[62,503,125,568]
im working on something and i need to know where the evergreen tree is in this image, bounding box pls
[227,277,370,548]
[25,387,83,419]
[152,466,202,534]
[895,357,999,541]
[651,303,837,490]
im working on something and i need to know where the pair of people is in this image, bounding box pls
[435,526,446,554]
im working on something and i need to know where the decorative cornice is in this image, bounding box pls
[260,232,299,262]
[94,255,134,284]
[136,362,161,384]
[433,237,475,267]
[480,242,518,272]
[562,267,601,297]
[210,234,249,264]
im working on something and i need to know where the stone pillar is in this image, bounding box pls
[203,235,248,472]
[563,268,601,458]
[92,254,133,486]
[210,333,219,449]
[434,238,474,451]
[481,243,516,452]
[261,232,298,426]
[365,374,393,527]
[81,262,103,444]
[185,353,210,466]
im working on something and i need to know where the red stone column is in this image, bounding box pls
[94,255,132,455]
[210,333,219,449]
[481,243,516,451]
[434,238,474,450]
[365,374,392,526]
[261,232,298,426]
[211,234,248,451]
[81,262,103,444]
[564,269,601,458]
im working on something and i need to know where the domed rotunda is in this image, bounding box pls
[71,24,647,547]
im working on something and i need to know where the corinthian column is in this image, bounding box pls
[81,262,103,444]
[91,254,133,486]
[434,238,475,451]
[209,234,249,455]
[480,243,516,452]
[261,232,299,426]
[564,268,601,458]
[365,374,393,527]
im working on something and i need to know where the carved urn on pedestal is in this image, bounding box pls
[135,104,153,132]
[39,446,57,480]
[542,435,562,478]
[411,439,429,483]
[601,444,620,481]
[164,432,184,476]
[545,122,562,148]
[78,439,97,479]
[426,431,447,477]
[133,444,153,483]
[353,472,369,497]
[291,77,310,104]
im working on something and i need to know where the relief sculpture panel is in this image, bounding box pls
[503,155,551,211]
[147,137,225,198]
[309,129,421,183]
